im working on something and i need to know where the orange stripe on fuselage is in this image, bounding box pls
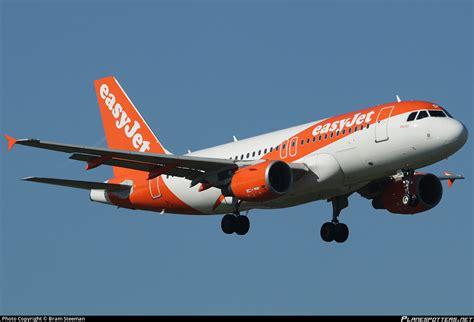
[106,175,202,214]
[212,194,226,211]
[262,101,441,163]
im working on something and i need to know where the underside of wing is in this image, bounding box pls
[68,153,197,178]
[22,177,131,192]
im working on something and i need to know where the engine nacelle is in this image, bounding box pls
[373,173,443,214]
[222,160,293,201]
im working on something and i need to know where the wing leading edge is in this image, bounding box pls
[8,137,238,180]
[22,177,131,192]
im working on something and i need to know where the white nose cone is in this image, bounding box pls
[444,120,468,152]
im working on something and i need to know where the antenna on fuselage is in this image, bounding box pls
[396,95,402,102]
[233,136,238,142]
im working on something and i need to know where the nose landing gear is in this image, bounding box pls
[401,169,418,207]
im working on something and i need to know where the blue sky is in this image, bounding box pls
[1,0,472,315]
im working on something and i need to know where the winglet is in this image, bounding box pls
[443,171,462,188]
[448,179,454,188]
[4,134,17,151]
[445,171,456,188]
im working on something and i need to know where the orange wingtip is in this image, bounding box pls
[4,134,17,151]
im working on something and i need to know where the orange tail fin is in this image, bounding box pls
[94,76,169,177]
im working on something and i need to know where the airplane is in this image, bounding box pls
[4,76,468,243]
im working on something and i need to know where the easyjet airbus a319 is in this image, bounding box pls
[5,77,468,243]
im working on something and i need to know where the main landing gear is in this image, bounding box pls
[221,212,250,235]
[221,202,250,235]
[401,169,418,207]
[320,195,349,243]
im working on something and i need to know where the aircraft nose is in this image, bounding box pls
[444,119,468,150]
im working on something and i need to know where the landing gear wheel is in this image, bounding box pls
[402,193,418,207]
[320,222,335,242]
[334,223,349,243]
[409,194,418,207]
[235,216,250,235]
[402,194,411,206]
[221,214,236,234]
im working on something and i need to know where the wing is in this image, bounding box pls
[6,135,310,187]
[22,177,131,192]
[9,137,238,181]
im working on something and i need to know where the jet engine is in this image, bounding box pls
[372,173,443,214]
[222,160,293,201]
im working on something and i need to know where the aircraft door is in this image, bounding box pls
[375,106,394,142]
[149,176,162,199]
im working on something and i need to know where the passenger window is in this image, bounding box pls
[234,156,238,160]
[264,148,267,154]
[342,129,346,135]
[276,145,279,151]
[258,150,261,156]
[417,111,429,120]
[407,111,417,121]
[291,141,295,147]
[270,147,273,152]
[348,128,352,133]
[240,155,244,160]
[354,127,358,132]
[307,138,310,144]
[324,134,328,139]
[246,153,250,158]
[429,110,446,117]
[312,137,316,142]
[336,131,340,136]
[318,135,322,141]
[252,151,255,157]
[282,144,286,149]
[330,133,334,138]
[366,124,370,129]
[301,139,304,145]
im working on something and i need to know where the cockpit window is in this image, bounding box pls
[429,110,446,117]
[407,112,417,122]
[442,109,453,118]
[416,110,429,120]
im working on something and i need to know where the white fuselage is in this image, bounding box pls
[154,101,467,215]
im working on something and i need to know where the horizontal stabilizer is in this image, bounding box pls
[22,177,131,192]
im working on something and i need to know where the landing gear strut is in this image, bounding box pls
[320,195,349,243]
[401,169,418,207]
[221,201,250,235]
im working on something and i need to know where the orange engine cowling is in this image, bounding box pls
[222,160,293,201]
[373,173,443,214]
